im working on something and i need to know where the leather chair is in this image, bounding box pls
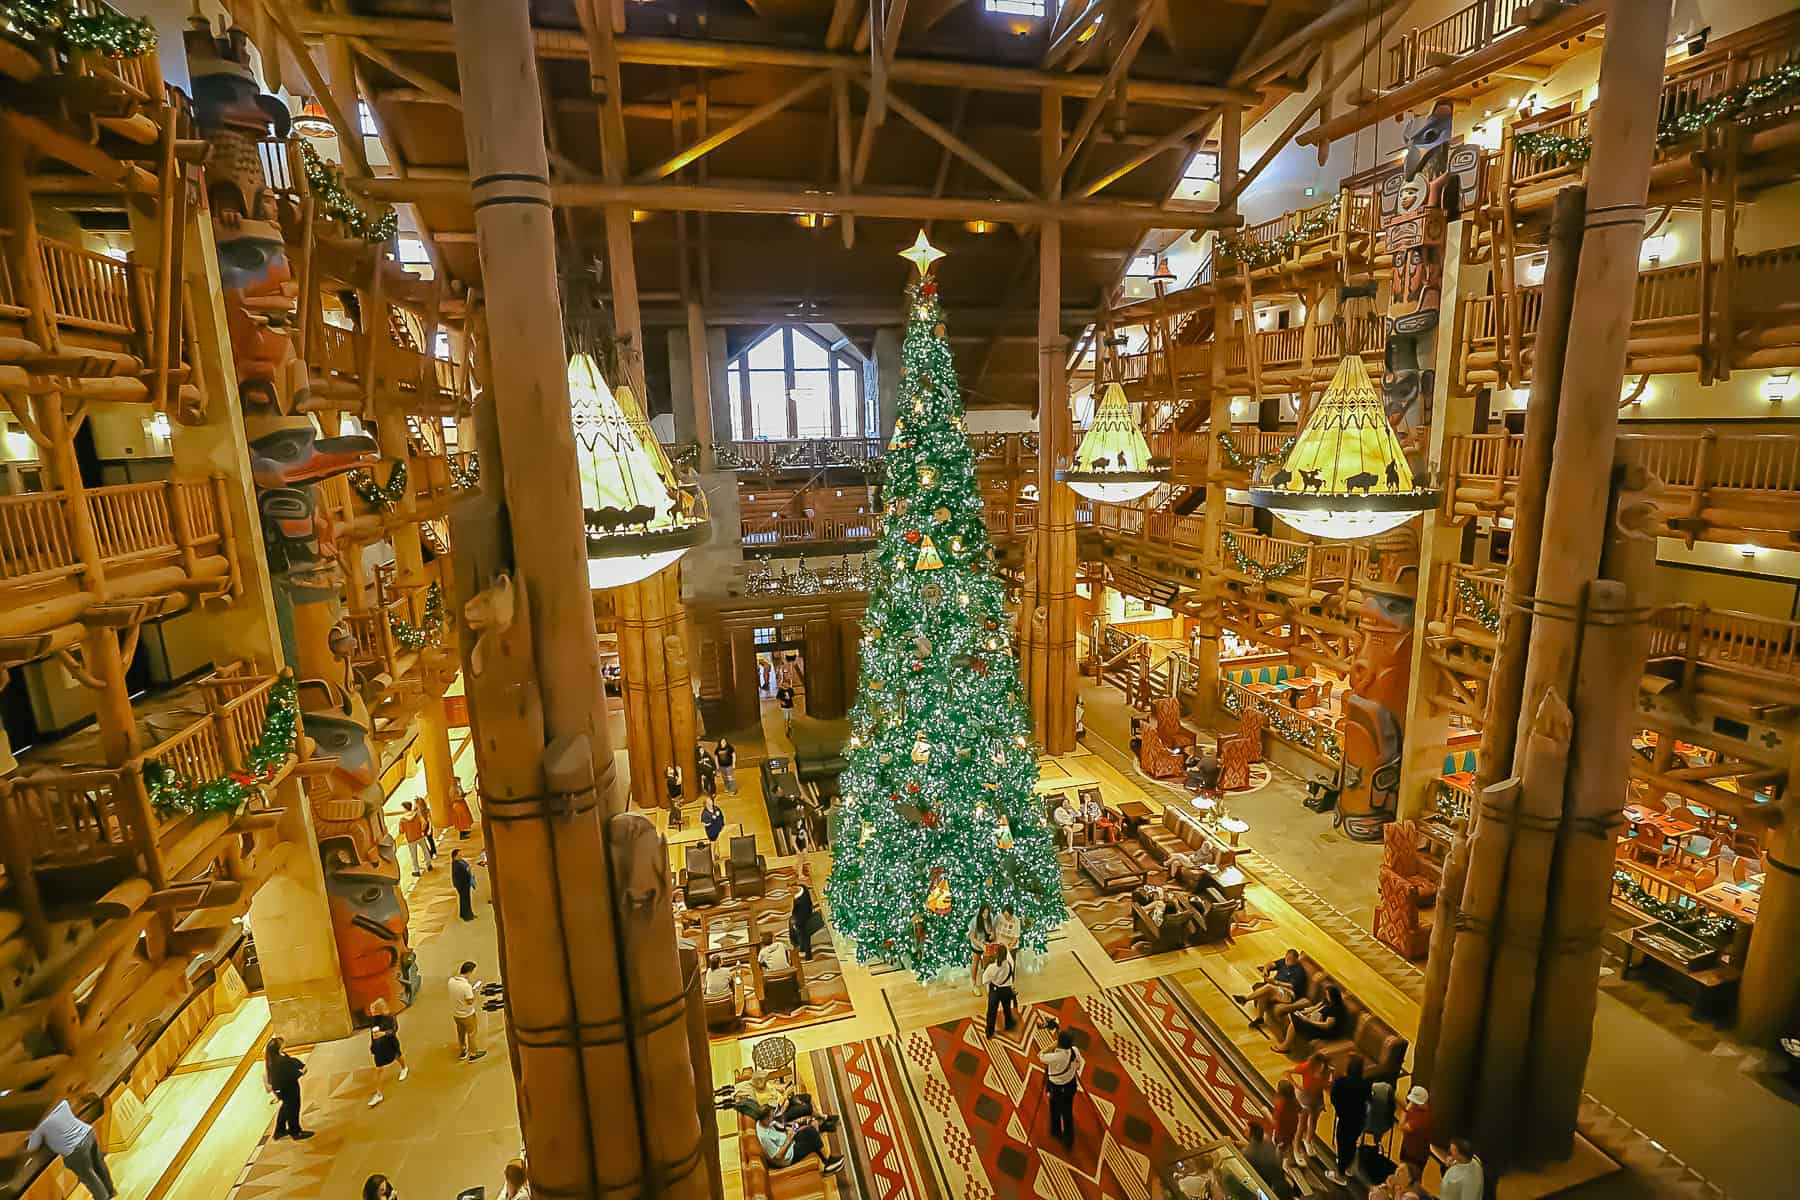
[705,987,739,1033]
[762,963,805,1013]
[1137,724,1186,780]
[1151,696,1198,751]
[682,843,723,908]
[1273,953,1409,1084]
[736,1070,827,1200]
[727,834,768,898]
[1190,885,1238,943]
[1131,898,1193,954]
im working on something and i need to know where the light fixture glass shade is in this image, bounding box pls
[292,99,336,141]
[1060,381,1167,502]
[1248,353,1436,540]
[569,353,708,587]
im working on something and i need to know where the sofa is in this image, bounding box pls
[1150,696,1199,751]
[682,843,723,908]
[728,834,768,898]
[1138,804,1240,874]
[1273,952,1409,1083]
[735,1069,827,1200]
[1373,820,1438,960]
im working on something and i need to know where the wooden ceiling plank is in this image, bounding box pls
[1072,105,1215,199]
[1228,0,1395,88]
[356,176,1238,229]
[833,71,857,249]
[635,72,832,183]
[261,0,370,176]
[827,0,862,50]
[855,77,1034,202]
[1053,1,1155,193]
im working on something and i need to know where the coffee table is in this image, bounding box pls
[1116,800,1155,831]
[1079,845,1148,894]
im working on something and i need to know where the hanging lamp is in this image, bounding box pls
[569,352,709,588]
[1059,380,1168,502]
[1248,352,1436,539]
[291,98,336,141]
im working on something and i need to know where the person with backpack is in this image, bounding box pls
[1038,1025,1084,1150]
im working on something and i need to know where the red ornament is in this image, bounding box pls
[888,791,900,801]
[921,810,939,828]
[905,529,921,544]
[971,657,988,675]
[910,661,923,672]
[922,282,938,297]
[907,781,921,793]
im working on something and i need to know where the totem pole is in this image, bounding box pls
[186,19,413,1021]
[1336,592,1416,840]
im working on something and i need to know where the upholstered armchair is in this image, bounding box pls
[1150,696,1198,751]
[727,834,768,898]
[1132,899,1193,954]
[1373,820,1438,960]
[762,963,805,1013]
[1138,724,1186,780]
[682,843,723,908]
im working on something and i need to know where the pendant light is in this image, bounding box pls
[1248,352,1435,539]
[1059,380,1167,502]
[569,353,709,588]
[291,98,336,141]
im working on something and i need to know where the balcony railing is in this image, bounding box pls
[739,515,879,545]
[1222,529,1350,590]
[713,438,884,471]
[1387,0,1515,91]
[1221,677,1342,766]
[1647,605,1800,687]
[0,478,233,600]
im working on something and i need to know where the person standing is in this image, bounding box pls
[696,746,717,798]
[700,794,726,854]
[1039,1027,1084,1150]
[1295,1051,1332,1146]
[451,848,477,921]
[450,778,475,840]
[1439,1138,1484,1200]
[967,903,996,995]
[449,961,488,1061]
[1398,1086,1434,1176]
[1327,1054,1371,1185]
[982,944,1018,1038]
[1074,695,1086,738]
[399,802,431,877]
[993,904,1021,953]
[365,998,408,1107]
[417,799,438,860]
[498,1158,532,1200]
[715,738,738,793]
[777,683,795,733]
[790,881,819,960]
[1241,1121,1288,1198]
[264,1037,311,1140]
[363,1175,398,1200]
[28,1100,115,1199]
[1271,1077,1303,1172]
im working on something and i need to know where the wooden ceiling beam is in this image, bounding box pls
[1054,1,1155,194]
[853,77,1034,201]
[635,72,832,182]
[1228,0,1399,88]
[261,0,369,177]
[1043,0,1107,69]
[285,11,1265,108]
[1072,105,1216,199]
[833,72,856,249]
[355,176,1237,228]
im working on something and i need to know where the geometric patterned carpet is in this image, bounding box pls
[1059,844,1274,964]
[809,979,1289,1198]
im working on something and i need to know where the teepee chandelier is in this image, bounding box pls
[1249,353,1435,539]
[570,353,709,588]
[1060,380,1167,503]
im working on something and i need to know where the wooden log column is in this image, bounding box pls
[804,617,845,720]
[614,565,698,809]
[1192,105,1239,723]
[727,625,762,730]
[1740,745,1800,1042]
[1031,225,1077,755]
[450,3,703,1197]
[1428,0,1671,1163]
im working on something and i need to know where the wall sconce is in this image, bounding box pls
[1766,372,1792,403]
[1738,543,1760,560]
[630,209,654,223]
[1640,234,1674,265]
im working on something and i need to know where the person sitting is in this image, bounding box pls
[1081,794,1116,844]
[1052,797,1082,849]
[1233,948,1309,1030]
[704,953,741,1015]
[757,932,793,974]
[1278,984,1350,1054]
[1368,1160,1422,1200]
[1141,886,1169,928]
[754,1105,844,1175]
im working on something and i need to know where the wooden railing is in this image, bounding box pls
[983,505,1039,535]
[1220,677,1343,765]
[0,492,80,589]
[714,437,885,470]
[1440,563,1505,638]
[1222,528,1350,588]
[64,0,157,99]
[88,481,176,565]
[1647,605,1800,684]
[38,238,137,336]
[1,770,134,868]
[1620,431,1800,497]
[739,515,878,545]
[311,322,361,383]
[0,479,230,596]
[1387,0,1514,90]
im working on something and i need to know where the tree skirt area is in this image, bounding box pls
[677,865,854,1041]
[1058,844,1273,963]
[805,980,1311,1199]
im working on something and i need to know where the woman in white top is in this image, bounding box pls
[1039,1027,1084,1149]
[993,905,1022,951]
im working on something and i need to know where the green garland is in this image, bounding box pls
[1217,431,1296,472]
[298,138,400,244]
[1222,528,1308,581]
[350,460,409,511]
[389,582,444,652]
[1515,62,1800,166]
[2,0,158,57]
[1216,194,1340,271]
[1612,869,1738,944]
[145,673,300,815]
[1456,574,1501,633]
[447,453,480,491]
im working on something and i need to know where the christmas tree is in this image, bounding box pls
[826,235,1067,981]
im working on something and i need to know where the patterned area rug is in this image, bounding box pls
[678,865,855,1040]
[810,983,1291,1199]
[1059,845,1273,963]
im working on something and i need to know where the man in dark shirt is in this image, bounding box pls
[451,849,476,921]
[1234,948,1309,1030]
[1327,1055,1372,1186]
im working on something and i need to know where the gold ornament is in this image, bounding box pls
[934,506,951,522]
[925,871,953,914]
[995,816,1014,850]
[911,730,931,764]
[914,535,945,571]
[919,467,936,488]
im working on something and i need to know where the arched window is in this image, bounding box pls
[726,326,870,441]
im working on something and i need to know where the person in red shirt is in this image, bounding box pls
[1270,1076,1303,1170]
[1295,1051,1333,1145]
[1399,1085,1435,1174]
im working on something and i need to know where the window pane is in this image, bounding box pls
[836,367,861,437]
[745,331,786,371]
[728,372,747,439]
[790,331,830,371]
[749,370,788,438]
[792,370,832,439]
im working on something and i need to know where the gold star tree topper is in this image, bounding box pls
[899,230,946,276]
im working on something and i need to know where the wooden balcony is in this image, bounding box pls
[1123,314,1387,402]
[1459,246,1800,391]
[0,0,167,143]
[1646,605,1800,709]
[1220,528,1351,594]
[0,478,238,648]
[1441,427,1800,549]
[713,437,884,472]
[739,514,879,547]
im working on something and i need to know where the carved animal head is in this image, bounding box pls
[608,811,668,920]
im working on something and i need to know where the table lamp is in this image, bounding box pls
[1219,816,1250,846]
